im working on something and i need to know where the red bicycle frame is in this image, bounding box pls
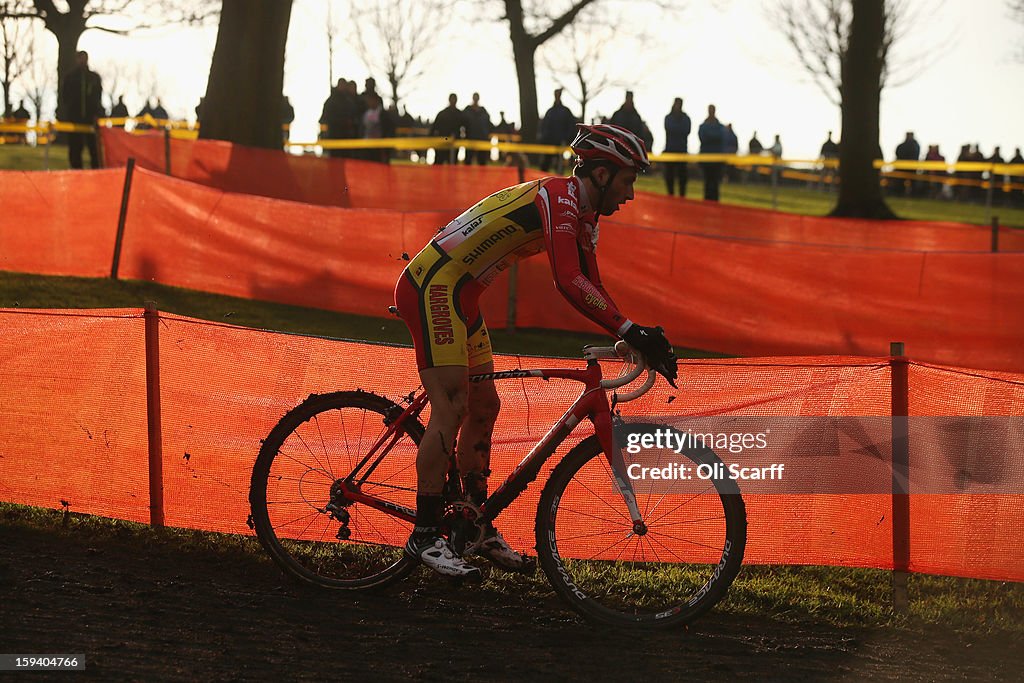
[337,346,649,529]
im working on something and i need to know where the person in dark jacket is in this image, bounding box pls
[895,131,921,196]
[539,88,576,172]
[463,92,492,165]
[59,51,104,169]
[109,95,129,126]
[697,104,726,201]
[662,97,691,196]
[723,123,739,182]
[430,93,466,164]
[610,90,653,151]
[280,95,295,146]
[319,78,361,158]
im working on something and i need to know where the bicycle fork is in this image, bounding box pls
[592,408,646,533]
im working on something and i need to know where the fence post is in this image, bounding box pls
[991,216,1000,253]
[111,158,136,279]
[145,302,165,528]
[163,128,171,175]
[889,341,910,613]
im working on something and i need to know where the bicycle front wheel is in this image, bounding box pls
[536,423,747,628]
[250,390,422,590]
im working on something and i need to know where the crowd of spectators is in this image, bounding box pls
[4,68,1022,207]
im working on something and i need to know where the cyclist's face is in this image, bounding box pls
[597,168,637,215]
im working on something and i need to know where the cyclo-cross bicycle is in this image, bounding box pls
[249,342,747,628]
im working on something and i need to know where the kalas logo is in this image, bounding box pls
[557,196,577,210]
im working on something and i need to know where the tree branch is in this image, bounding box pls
[532,0,597,46]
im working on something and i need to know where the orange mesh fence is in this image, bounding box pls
[0,170,124,277]
[99,128,523,210]
[511,225,1024,371]
[615,191,1024,251]
[2,308,1022,581]
[0,309,151,522]
[2,167,1022,371]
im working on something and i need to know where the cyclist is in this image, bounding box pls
[394,123,679,579]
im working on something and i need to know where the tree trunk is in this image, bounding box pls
[199,0,292,149]
[830,0,896,219]
[512,38,539,143]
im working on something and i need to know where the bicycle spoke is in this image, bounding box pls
[556,504,633,527]
[570,472,633,526]
[312,414,336,482]
[647,529,724,553]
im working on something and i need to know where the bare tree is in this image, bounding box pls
[200,0,292,149]
[540,22,614,124]
[498,0,600,143]
[348,0,451,110]
[0,0,32,115]
[772,0,932,218]
[773,0,926,105]
[19,39,51,120]
[0,1,217,119]
[1011,0,1024,60]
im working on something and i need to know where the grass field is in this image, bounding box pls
[4,142,1023,228]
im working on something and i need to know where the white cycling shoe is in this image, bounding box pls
[405,535,482,580]
[476,528,536,574]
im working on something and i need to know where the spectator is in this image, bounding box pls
[819,130,839,189]
[109,95,129,125]
[968,143,986,201]
[747,130,765,183]
[894,131,921,196]
[463,92,493,165]
[539,88,576,172]
[924,144,948,199]
[1010,147,1024,205]
[319,78,361,158]
[769,134,783,158]
[361,93,394,163]
[697,104,726,201]
[895,131,920,161]
[723,123,739,182]
[58,50,104,169]
[749,131,764,155]
[362,77,379,109]
[610,90,653,151]
[820,131,839,159]
[7,100,30,143]
[495,111,514,136]
[150,98,169,123]
[135,100,154,129]
[280,95,295,146]
[989,146,1006,204]
[195,97,205,124]
[430,93,467,164]
[662,97,691,196]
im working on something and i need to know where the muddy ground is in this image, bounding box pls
[1,510,1020,682]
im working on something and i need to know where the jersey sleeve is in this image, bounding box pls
[537,181,632,337]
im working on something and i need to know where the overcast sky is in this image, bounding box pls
[23,0,1024,160]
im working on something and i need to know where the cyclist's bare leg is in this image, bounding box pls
[406,364,483,578]
[458,360,499,504]
[416,365,469,494]
[458,361,530,570]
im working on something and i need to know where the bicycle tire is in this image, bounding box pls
[535,422,746,628]
[250,390,423,590]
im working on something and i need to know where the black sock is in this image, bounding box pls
[413,494,443,541]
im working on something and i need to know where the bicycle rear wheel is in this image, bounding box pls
[249,390,422,589]
[536,423,746,628]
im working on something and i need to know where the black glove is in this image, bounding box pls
[622,325,678,388]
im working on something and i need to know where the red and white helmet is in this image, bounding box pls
[570,123,651,172]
